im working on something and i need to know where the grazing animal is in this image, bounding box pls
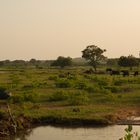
[59,74,66,78]
[72,108,80,112]
[134,71,139,76]
[106,68,112,72]
[106,68,112,74]
[121,70,129,77]
[83,68,94,74]
[110,70,120,76]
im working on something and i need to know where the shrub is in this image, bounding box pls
[85,85,100,93]
[120,125,140,140]
[0,87,10,100]
[55,79,72,88]
[48,76,58,81]
[0,110,6,119]
[23,92,37,103]
[114,79,127,86]
[67,75,77,80]
[68,91,89,105]
[122,86,134,93]
[23,81,47,89]
[104,86,121,93]
[22,84,33,90]
[32,81,47,88]
[9,94,24,103]
[48,91,68,101]
[58,74,66,78]
[76,81,87,89]
[9,92,38,103]
[97,79,109,86]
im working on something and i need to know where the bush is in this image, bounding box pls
[48,76,58,81]
[0,87,10,100]
[67,75,77,80]
[23,92,38,103]
[68,91,89,105]
[113,79,127,86]
[9,92,38,103]
[32,81,47,88]
[55,79,72,88]
[23,81,47,89]
[9,94,24,103]
[48,91,69,101]
[58,74,66,78]
[22,84,33,90]
[97,79,109,86]
[0,110,6,119]
[76,81,87,89]
[122,86,134,93]
[120,125,140,140]
[104,86,121,93]
[90,76,110,86]
[85,85,100,93]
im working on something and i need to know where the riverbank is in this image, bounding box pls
[1,103,140,137]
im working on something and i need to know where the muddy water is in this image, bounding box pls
[14,125,140,140]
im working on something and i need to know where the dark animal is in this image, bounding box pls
[72,108,80,112]
[121,70,129,77]
[59,74,66,78]
[110,70,120,76]
[0,88,12,100]
[134,71,139,76]
[106,68,112,74]
[106,68,112,72]
[83,68,94,74]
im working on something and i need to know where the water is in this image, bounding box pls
[14,125,140,140]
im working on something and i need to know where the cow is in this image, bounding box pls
[106,68,112,74]
[83,68,94,74]
[121,70,129,77]
[110,70,120,76]
[106,68,112,72]
[134,71,139,76]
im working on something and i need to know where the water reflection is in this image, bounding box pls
[11,125,140,140]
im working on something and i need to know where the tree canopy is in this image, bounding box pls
[118,55,139,70]
[51,56,72,68]
[82,45,106,71]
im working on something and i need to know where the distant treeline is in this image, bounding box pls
[0,59,53,68]
[0,57,139,68]
[0,58,88,68]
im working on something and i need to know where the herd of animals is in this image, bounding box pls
[83,68,139,77]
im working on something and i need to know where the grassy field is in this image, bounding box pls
[0,66,140,133]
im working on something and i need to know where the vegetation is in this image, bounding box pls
[0,51,139,137]
[120,125,140,140]
[82,45,106,71]
[51,56,72,68]
[118,55,139,70]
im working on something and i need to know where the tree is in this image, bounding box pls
[107,58,118,66]
[82,45,106,71]
[118,55,139,70]
[51,56,72,68]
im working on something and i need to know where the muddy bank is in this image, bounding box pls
[1,105,140,137]
[0,114,111,137]
[1,113,140,138]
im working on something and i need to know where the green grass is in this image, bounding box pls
[0,66,140,126]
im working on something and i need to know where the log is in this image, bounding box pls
[7,104,17,134]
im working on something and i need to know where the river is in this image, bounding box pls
[12,125,140,140]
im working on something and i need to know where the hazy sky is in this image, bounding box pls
[0,0,140,60]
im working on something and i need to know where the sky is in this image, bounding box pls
[0,0,140,60]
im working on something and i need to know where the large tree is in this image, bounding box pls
[51,56,72,68]
[118,55,139,70]
[82,45,106,71]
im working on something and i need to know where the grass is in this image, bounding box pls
[0,66,140,127]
